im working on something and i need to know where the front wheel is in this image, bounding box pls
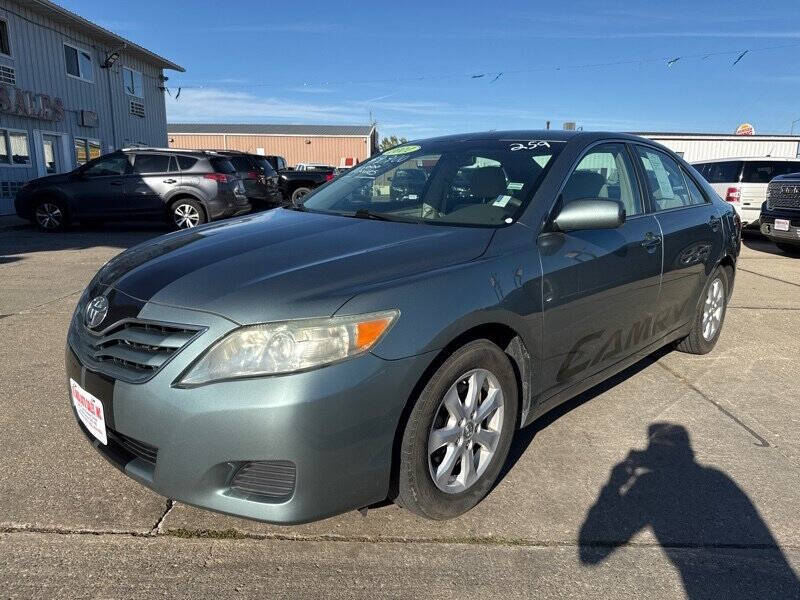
[34,199,68,232]
[775,242,800,256]
[395,340,518,520]
[676,267,729,355]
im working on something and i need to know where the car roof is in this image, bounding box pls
[405,130,656,144]
[122,147,225,157]
[691,157,800,164]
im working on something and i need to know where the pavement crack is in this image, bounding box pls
[149,499,174,536]
[737,267,800,289]
[656,361,770,448]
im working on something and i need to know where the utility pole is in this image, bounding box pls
[791,118,800,135]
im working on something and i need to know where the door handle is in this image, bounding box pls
[709,215,721,231]
[641,232,662,249]
[162,178,177,184]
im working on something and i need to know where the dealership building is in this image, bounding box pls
[168,123,379,169]
[637,132,800,162]
[0,0,184,214]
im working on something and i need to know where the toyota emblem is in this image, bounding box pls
[85,296,109,328]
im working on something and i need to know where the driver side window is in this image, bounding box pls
[562,143,643,216]
[83,153,130,177]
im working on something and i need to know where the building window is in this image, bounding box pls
[0,18,11,57]
[64,43,93,82]
[74,137,101,166]
[123,67,143,97]
[0,129,30,165]
[0,64,14,85]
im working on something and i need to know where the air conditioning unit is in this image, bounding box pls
[0,65,15,85]
[130,100,145,118]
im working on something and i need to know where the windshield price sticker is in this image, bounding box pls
[383,145,421,156]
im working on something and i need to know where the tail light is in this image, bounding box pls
[204,173,229,183]
[325,172,334,182]
[247,170,259,180]
[725,187,741,203]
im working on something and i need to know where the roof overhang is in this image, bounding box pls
[23,0,185,72]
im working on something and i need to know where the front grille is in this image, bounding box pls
[228,461,296,503]
[107,427,158,465]
[70,318,202,383]
[767,182,800,210]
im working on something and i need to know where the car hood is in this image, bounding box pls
[29,172,73,187]
[96,208,495,324]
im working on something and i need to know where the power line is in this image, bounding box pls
[170,41,800,92]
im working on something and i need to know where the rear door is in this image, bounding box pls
[127,154,179,217]
[634,145,724,335]
[227,155,263,201]
[539,142,663,394]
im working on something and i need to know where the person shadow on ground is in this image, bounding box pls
[578,422,800,599]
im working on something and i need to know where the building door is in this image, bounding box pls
[42,134,63,175]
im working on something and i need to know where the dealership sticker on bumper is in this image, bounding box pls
[775,219,790,231]
[70,378,107,445]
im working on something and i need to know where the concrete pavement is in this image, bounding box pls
[1,225,798,598]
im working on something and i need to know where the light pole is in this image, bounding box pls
[791,118,800,135]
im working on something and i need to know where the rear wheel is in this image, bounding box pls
[676,266,729,355]
[395,340,518,520]
[170,199,206,230]
[34,199,67,232]
[291,187,311,206]
[775,242,800,256]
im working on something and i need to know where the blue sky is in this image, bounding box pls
[62,0,800,140]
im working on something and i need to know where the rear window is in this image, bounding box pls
[210,158,236,174]
[694,161,743,184]
[177,156,198,171]
[252,157,276,176]
[228,156,253,171]
[741,161,800,183]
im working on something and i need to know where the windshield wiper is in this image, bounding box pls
[352,208,395,221]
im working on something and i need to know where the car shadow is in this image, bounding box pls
[578,422,800,598]
[741,229,785,256]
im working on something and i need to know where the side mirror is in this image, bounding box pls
[553,199,625,232]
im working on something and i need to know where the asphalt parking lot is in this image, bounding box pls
[1,220,799,599]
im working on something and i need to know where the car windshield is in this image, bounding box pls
[300,139,564,227]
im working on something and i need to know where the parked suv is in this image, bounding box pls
[215,151,282,208]
[15,148,250,231]
[760,174,800,255]
[693,158,800,227]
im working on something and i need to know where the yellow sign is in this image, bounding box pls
[735,123,755,136]
[383,145,420,155]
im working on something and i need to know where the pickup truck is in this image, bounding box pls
[760,174,800,255]
[263,155,336,205]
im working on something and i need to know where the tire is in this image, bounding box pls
[675,266,729,355]
[169,198,206,230]
[291,187,311,206]
[396,339,518,520]
[775,242,800,256]
[33,198,68,232]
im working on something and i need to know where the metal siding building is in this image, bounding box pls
[0,0,183,214]
[168,124,378,168]
[636,132,800,163]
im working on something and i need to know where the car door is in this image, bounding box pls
[632,145,724,335]
[72,152,131,218]
[539,142,663,394]
[126,153,179,217]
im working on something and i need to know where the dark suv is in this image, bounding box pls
[760,174,800,255]
[15,148,250,231]
[215,151,282,208]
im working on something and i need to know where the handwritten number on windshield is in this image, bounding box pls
[510,141,551,151]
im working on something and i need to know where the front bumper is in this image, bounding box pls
[760,211,800,246]
[66,299,434,524]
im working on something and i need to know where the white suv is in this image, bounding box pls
[693,158,800,227]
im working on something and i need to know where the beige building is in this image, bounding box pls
[167,123,378,168]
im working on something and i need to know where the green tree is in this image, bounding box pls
[379,135,408,152]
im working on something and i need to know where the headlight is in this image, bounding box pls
[178,310,399,385]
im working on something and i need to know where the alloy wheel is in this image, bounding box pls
[702,277,725,341]
[35,203,63,230]
[427,368,505,494]
[173,203,201,228]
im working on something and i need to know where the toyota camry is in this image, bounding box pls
[67,131,740,523]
